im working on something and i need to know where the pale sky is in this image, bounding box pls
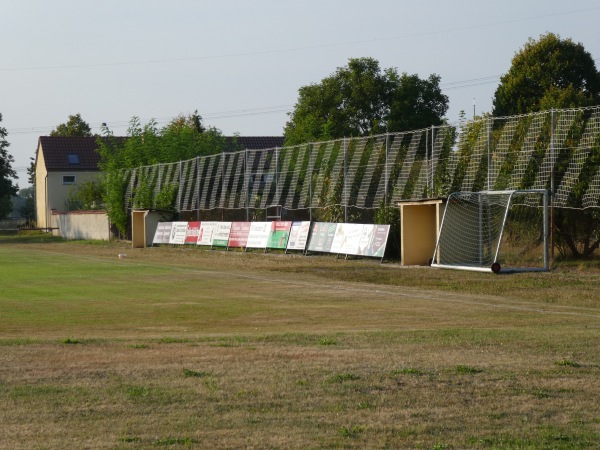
[1,0,599,187]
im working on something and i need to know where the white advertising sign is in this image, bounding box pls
[330,223,363,255]
[168,221,189,245]
[286,221,311,251]
[152,222,173,245]
[197,221,217,246]
[246,222,271,249]
[212,222,232,247]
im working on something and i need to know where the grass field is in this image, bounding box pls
[1,235,599,449]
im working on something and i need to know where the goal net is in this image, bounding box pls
[431,190,549,273]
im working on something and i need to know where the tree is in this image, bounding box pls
[284,57,448,145]
[493,33,600,116]
[18,187,35,221]
[0,113,19,219]
[493,34,600,258]
[27,157,36,186]
[164,110,206,134]
[98,115,227,234]
[66,179,105,210]
[50,113,93,137]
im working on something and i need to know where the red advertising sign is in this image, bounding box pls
[228,222,251,248]
[185,221,200,244]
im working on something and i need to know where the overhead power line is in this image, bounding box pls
[7,105,295,136]
[0,7,597,73]
[3,76,505,136]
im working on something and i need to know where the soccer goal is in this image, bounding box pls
[431,190,549,273]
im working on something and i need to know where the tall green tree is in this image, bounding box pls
[50,113,93,137]
[284,57,448,145]
[493,33,600,258]
[493,33,600,116]
[0,113,19,219]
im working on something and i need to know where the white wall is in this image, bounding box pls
[52,211,110,241]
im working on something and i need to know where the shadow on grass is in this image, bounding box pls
[0,232,65,245]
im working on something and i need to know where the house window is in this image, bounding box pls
[67,153,80,165]
[62,175,76,185]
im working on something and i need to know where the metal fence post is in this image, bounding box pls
[245,148,249,222]
[385,132,390,206]
[178,162,183,213]
[426,128,430,194]
[487,116,491,191]
[344,138,348,223]
[275,146,279,206]
[430,127,435,194]
[550,108,556,265]
[309,143,313,222]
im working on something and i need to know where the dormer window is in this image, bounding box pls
[67,153,80,165]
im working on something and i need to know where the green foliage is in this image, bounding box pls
[284,57,448,145]
[391,367,423,376]
[492,115,532,190]
[374,198,400,258]
[454,365,483,374]
[153,436,196,446]
[27,157,36,186]
[449,117,487,193]
[553,126,600,258]
[50,113,92,137]
[491,34,600,258]
[103,171,129,235]
[154,183,179,212]
[555,360,580,368]
[98,115,227,234]
[430,126,457,198]
[317,337,337,346]
[66,178,105,210]
[18,187,35,220]
[338,425,365,438]
[554,209,600,259]
[131,175,153,210]
[182,368,211,378]
[493,33,600,116]
[0,113,18,220]
[329,372,360,383]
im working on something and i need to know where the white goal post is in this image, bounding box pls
[431,190,549,273]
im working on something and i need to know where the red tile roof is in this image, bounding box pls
[38,135,285,171]
[39,136,102,171]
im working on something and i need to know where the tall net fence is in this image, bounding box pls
[121,106,600,220]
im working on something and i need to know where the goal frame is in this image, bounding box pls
[431,189,549,273]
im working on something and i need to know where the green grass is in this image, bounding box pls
[0,239,599,448]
